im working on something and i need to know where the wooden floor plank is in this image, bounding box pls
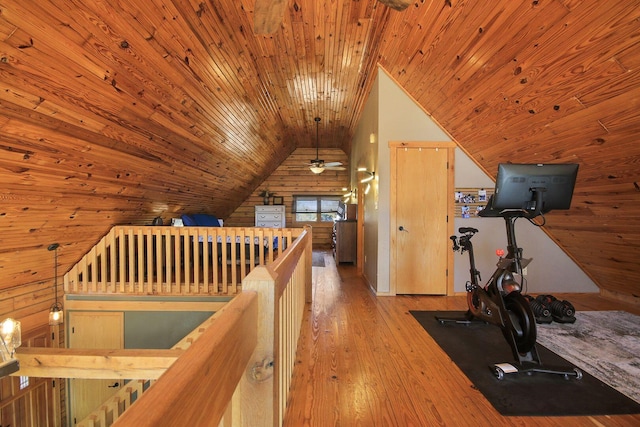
[284,252,640,426]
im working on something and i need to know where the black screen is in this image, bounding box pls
[492,163,579,213]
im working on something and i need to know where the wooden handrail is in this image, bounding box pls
[112,291,259,427]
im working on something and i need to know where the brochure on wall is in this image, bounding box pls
[454,188,493,218]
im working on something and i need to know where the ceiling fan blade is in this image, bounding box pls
[323,162,343,167]
[377,0,412,11]
[325,166,346,171]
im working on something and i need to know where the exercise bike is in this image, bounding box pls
[437,191,582,381]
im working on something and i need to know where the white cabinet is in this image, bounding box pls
[255,205,285,228]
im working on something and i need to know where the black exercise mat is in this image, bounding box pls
[410,310,640,416]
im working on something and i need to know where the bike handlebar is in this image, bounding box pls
[459,227,478,234]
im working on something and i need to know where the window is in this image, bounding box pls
[293,195,341,223]
[19,376,29,390]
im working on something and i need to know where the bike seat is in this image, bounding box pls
[459,227,478,234]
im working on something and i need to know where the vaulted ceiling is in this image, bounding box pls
[1,1,639,299]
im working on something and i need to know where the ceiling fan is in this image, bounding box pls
[307,117,345,174]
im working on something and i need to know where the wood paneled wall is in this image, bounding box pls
[0,0,639,358]
[226,148,350,249]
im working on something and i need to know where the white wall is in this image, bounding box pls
[351,67,598,295]
[351,73,380,290]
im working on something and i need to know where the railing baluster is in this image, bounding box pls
[163,228,171,293]
[220,228,228,294]
[173,229,180,293]
[202,228,210,293]
[145,228,152,294]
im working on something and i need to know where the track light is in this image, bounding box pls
[360,171,375,183]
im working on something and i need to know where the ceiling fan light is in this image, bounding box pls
[310,166,325,174]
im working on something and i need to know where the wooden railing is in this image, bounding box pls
[240,225,312,426]
[68,225,312,426]
[75,379,153,427]
[72,304,228,426]
[64,226,304,295]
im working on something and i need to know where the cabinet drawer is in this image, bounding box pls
[255,213,282,221]
[256,221,283,228]
[255,205,284,213]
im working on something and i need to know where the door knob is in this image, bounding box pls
[399,226,408,232]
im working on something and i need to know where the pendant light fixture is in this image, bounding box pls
[48,243,63,326]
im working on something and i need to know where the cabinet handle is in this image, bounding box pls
[399,226,408,232]
[108,382,120,388]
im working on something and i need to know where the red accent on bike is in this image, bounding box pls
[496,249,505,257]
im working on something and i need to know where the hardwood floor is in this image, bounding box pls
[283,252,640,426]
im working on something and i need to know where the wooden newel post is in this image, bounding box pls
[238,267,277,426]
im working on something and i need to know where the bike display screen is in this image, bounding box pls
[492,163,579,213]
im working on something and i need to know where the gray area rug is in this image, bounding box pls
[312,251,325,267]
[536,310,640,404]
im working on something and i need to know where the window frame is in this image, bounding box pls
[292,195,342,224]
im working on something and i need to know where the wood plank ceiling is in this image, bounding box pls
[0,1,639,300]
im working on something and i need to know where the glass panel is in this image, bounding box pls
[321,198,340,213]
[321,212,338,222]
[295,198,318,213]
[295,213,318,222]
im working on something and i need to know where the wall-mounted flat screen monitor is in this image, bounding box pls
[492,163,579,213]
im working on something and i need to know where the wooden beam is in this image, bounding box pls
[378,0,413,11]
[13,347,183,379]
[254,0,289,34]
